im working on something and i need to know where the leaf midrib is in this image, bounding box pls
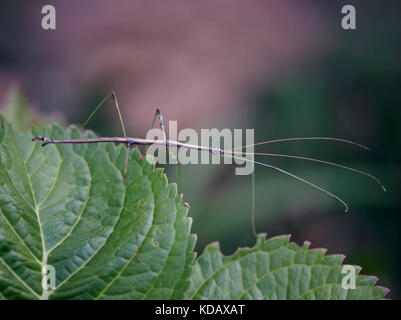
[21,146,47,299]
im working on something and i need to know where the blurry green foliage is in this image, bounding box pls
[0,87,63,131]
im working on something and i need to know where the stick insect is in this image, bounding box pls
[32,92,386,236]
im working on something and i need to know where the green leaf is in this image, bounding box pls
[186,234,388,299]
[0,119,195,299]
[0,119,388,300]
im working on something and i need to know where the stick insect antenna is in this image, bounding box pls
[229,151,386,192]
[232,137,370,151]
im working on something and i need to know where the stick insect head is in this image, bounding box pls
[32,136,52,147]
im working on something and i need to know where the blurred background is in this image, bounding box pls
[0,0,400,298]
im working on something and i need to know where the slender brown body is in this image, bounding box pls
[32,136,225,154]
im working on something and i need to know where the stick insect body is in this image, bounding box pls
[32,92,386,233]
[32,136,224,155]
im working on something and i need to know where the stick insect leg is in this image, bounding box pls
[81,93,113,129]
[110,91,128,138]
[223,154,350,213]
[109,92,133,182]
[241,149,257,237]
[81,92,131,182]
[123,141,133,183]
[81,91,127,138]
[157,109,181,192]
[251,163,256,237]
[145,109,164,154]
[146,109,181,192]
[156,109,167,142]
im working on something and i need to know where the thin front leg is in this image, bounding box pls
[81,91,131,182]
[81,92,128,138]
[109,92,132,182]
[110,92,128,138]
